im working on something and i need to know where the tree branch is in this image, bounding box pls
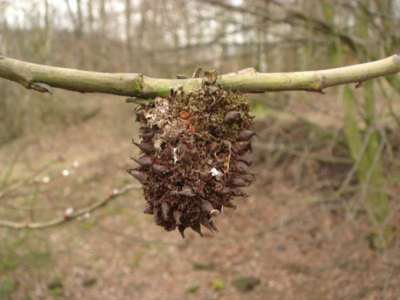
[0,54,399,98]
[0,184,138,230]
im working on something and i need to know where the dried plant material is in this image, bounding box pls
[128,81,255,237]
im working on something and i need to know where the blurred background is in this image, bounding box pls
[0,0,400,299]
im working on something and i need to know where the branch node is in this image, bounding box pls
[30,82,53,94]
[133,73,145,95]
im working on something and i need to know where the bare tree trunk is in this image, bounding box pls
[137,0,149,71]
[87,0,94,34]
[99,0,108,57]
[63,0,83,38]
[76,0,83,38]
[44,0,50,31]
[255,2,268,72]
[43,0,52,63]
[100,0,107,36]
[138,1,146,48]
[125,0,133,70]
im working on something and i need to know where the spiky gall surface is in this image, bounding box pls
[128,82,255,237]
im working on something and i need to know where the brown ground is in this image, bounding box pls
[0,95,399,300]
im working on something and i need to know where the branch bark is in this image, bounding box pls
[0,54,399,98]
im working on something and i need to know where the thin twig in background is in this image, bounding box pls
[0,184,139,230]
[0,160,57,201]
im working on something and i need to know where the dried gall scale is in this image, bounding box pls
[128,82,255,237]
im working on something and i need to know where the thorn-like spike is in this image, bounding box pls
[135,111,146,122]
[161,202,170,220]
[173,210,182,225]
[231,189,248,197]
[209,220,219,232]
[230,177,249,187]
[235,161,250,173]
[233,141,251,154]
[238,173,254,183]
[133,155,153,167]
[238,130,256,141]
[127,169,147,184]
[143,206,153,214]
[217,188,232,195]
[178,225,186,238]
[191,223,203,237]
[134,141,155,154]
[237,153,253,166]
[224,111,241,123]
[201,219,215,232]
[154,209,162,225]
[201,200,214,212]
